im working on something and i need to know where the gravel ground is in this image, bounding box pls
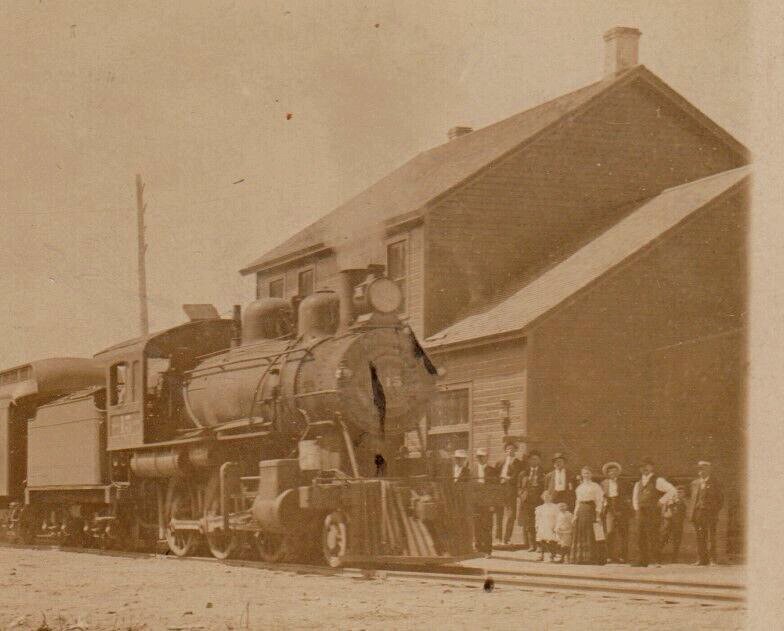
[0,549,744,631]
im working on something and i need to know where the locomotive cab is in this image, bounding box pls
[94,318,234,451]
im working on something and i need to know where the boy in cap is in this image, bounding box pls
[631,457,677,567]
[660,484,688,563]
[690,461,724,566]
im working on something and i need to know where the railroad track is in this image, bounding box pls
[0,541,744,607]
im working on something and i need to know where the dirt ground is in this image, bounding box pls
[0,548,744,631]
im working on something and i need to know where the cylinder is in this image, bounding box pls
[130,450,186,478]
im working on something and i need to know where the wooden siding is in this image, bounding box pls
[526,186,747,480]
[431,338,527,464]
[424,79,745,337]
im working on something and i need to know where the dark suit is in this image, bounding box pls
[518,464,546,549]
[691,477,724,564]
[544,468,576,509]
[494,456,523,543]
[471,463,497,554]
[601,478,630,562]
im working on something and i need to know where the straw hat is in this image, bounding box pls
[454,449,468,458]
[602,461,622,476]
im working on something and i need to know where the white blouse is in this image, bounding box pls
[574,480,604,505]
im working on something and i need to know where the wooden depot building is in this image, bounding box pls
[240,28,749,510]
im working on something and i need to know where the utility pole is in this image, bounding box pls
[135,174,150,337]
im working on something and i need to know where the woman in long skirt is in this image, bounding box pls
[571,465,607,565]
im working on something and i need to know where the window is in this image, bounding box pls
[131,360,141,402]
[256,273,264,299]
[268,277,284,299]
[298,268,314,298]
[386,239,407,313]
[109,362,128,406]
[427,387,470,457]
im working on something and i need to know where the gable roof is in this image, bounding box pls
[424,166,751,350]
[241,66,747,275]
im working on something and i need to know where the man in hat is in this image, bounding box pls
[601,461,630,563]
[494,440,523,545]
[632,457,677,567]
[545,453,575,510]
[690,461,724,566]
[472,447,496,557]
[518,449,545,550]
[452,449,470,483]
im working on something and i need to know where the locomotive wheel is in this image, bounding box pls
[164,478,201,557]
[204,474,239,560]
[322,511,349,568]
[254,531,290,563]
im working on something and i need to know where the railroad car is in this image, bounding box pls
[0,269,483,566]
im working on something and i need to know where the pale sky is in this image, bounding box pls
[0,0,750,366]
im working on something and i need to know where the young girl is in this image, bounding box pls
[534,490,560,561]
[555,502,573,563]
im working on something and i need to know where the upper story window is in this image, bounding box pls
[268,277,284,299]
[387,239,408,313]
[298,268,314,298]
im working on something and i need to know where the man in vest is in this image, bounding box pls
[631,457,677,567]
[690,461,724,566]
[544,453,575,509]
[494,440,523,545]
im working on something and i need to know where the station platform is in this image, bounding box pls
[459,546,745,587]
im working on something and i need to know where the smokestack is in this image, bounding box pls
[448,126,473,141]
[603,27,641,78]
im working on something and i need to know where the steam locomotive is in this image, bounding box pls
[0,269,477,566]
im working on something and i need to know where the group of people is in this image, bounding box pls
[450,441,724,567]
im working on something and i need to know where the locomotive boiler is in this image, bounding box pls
[0,269,478,567]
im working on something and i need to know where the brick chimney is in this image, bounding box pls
[603,27,641,78]
[448,126,473,141]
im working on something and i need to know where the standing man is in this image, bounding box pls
[472,448,496,558]
[495,440,523,545]
[601,461,630,563]
[452,449,470,483]
[691,461,724,566]
[545,453,575,509]
[519,450,545,551]
[632,457,677,567]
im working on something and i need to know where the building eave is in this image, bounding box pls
[239,243,333,276]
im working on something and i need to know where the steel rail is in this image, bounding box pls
[0,541,744,606]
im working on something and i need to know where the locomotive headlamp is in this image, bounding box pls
[366,278,402,313]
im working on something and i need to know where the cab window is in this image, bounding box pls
[110,362,128,406]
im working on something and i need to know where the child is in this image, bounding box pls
[660,485,688,563]
[555,501,574,563]
[534,490,560,562]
